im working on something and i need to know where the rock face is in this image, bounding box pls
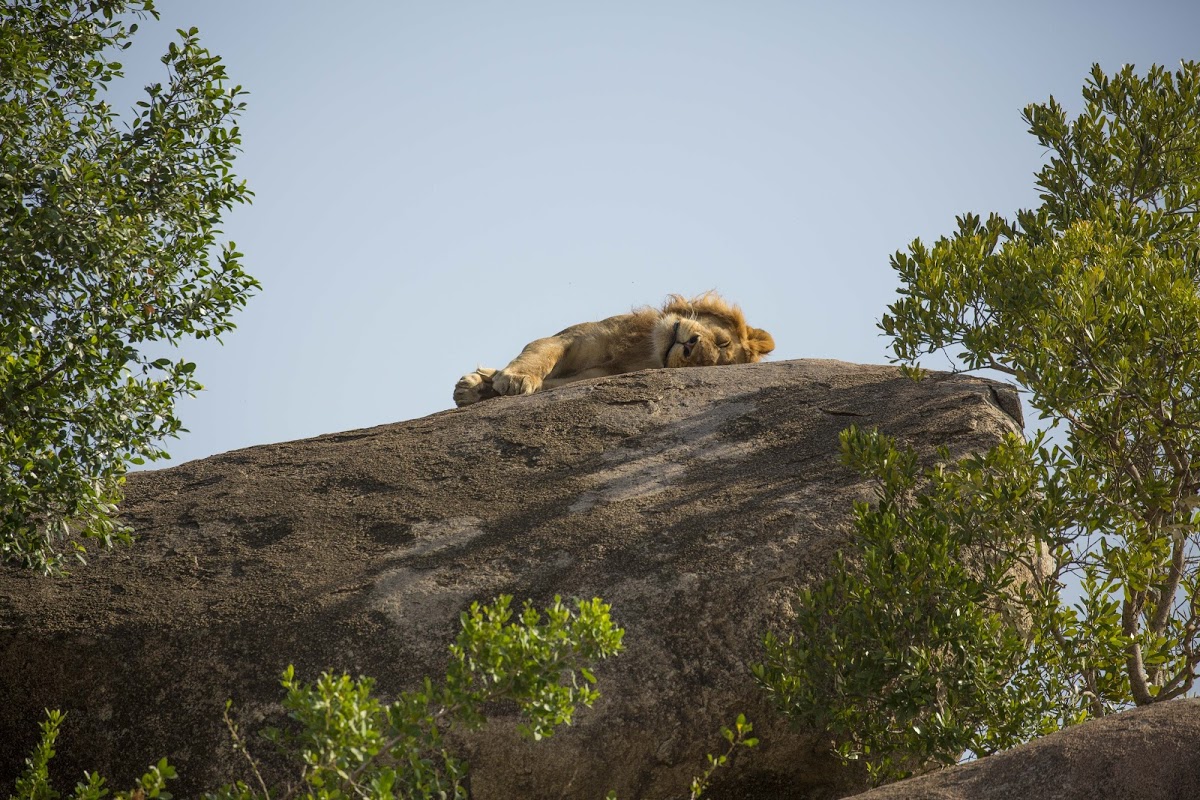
[847,699,1200,800]
[0,360,1022,799]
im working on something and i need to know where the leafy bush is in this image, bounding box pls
[757,427,1066,782]
[10,595,623,800]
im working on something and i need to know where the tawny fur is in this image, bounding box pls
[453,292,775,407]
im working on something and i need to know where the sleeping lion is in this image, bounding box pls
[453,292,775,407]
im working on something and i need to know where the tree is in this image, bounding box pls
[758,61,1200,781]
[0,0,256,571]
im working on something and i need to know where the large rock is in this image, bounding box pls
[0,360,1022,799]
[847,699,1200,800]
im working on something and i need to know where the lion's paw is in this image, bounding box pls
[492,370,542,397]
[454,367,500,407]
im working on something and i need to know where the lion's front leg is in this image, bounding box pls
[492,336,569,398]
[454,367,500,407]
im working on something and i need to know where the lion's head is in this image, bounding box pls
[654,292,775,369]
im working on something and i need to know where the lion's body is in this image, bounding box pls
[453,293,774,407]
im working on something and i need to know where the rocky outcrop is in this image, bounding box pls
[847,699,1200,800]
[0,360,1022,799]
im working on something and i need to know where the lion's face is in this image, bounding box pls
[655,307,775,369]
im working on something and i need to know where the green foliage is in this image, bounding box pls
[10,709,62,800]
[761,61,1200,781]
[214,595,624,800]
[758,428,1076,781]
[0,0,257,571]
[9,709,176,800]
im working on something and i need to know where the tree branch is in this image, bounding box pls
[1123,592,1156,705]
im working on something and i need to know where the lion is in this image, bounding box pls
[453,292,775,407]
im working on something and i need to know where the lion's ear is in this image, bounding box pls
[746,327,775,359]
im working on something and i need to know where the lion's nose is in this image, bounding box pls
[682,334,700,358]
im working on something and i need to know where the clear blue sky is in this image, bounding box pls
[119,1,1200,466]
